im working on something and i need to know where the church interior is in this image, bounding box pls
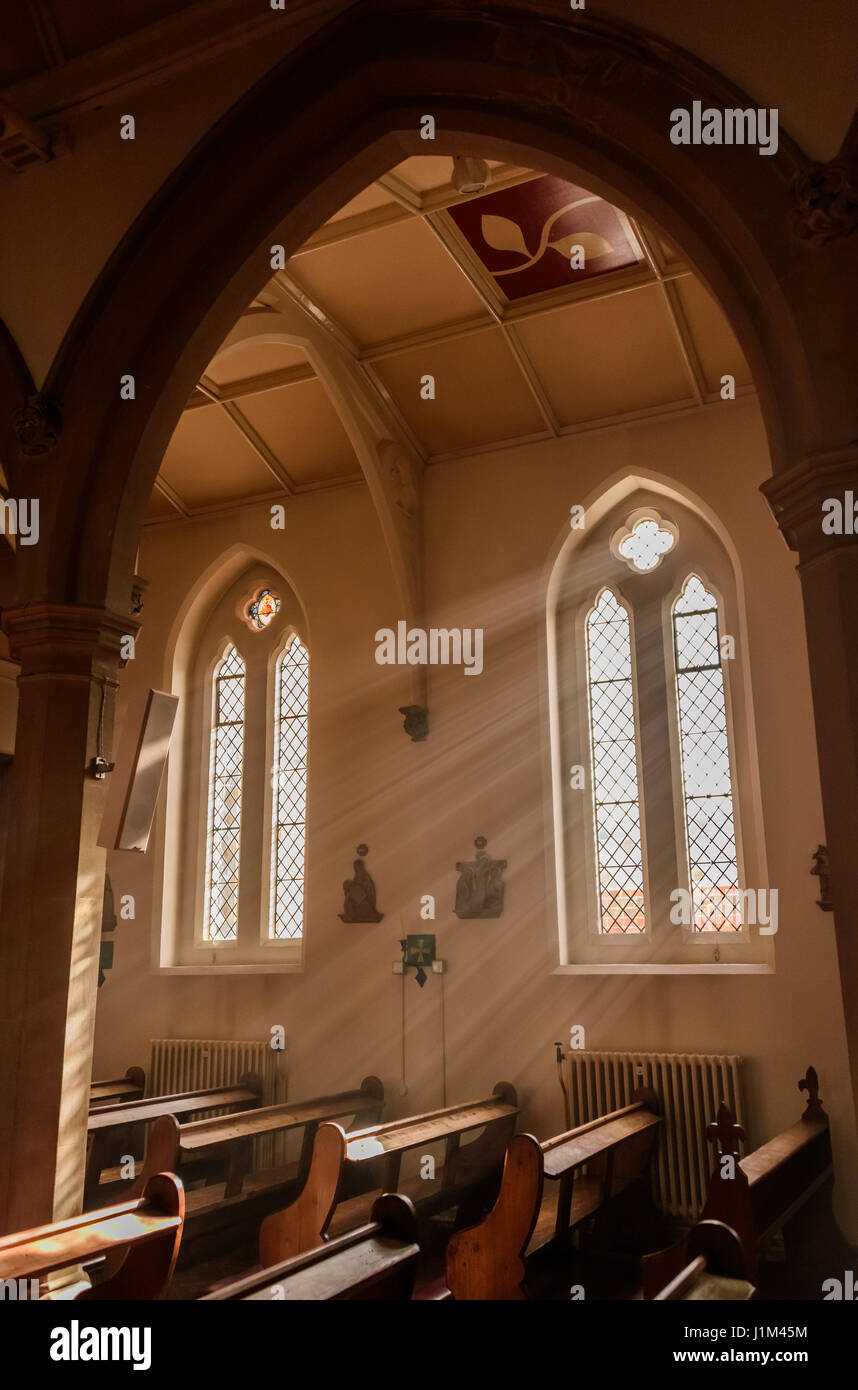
[1,0,857,1313]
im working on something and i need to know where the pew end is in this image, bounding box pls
[0,1173,185,1301]
[79,1172,185,1300]
[445,1132,544,1300]
[133,1112,182,1197]
[258,1122,346,1267]
[653,1220,755,1301]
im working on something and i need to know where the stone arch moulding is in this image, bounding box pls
[28,2,856,615]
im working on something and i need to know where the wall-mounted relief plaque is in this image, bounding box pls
[454,836,506,918]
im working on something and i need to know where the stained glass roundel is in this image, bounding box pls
[247,588,281,630]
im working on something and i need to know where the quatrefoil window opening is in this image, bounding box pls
[612,512,678,573]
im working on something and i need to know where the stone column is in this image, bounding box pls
[0,604,131,1235]
[763,446,858,1124]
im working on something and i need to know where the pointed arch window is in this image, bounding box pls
[203,645,245,942]
[269,636,309,940]
[550,501,769,972]
[672,576,741,931]
[585,589,646,934]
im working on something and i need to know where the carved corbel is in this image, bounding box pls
[810,844,833,912]
[13,392,62,457]
[399,704,428,742]
[760,444,858,561]
[792,158,858,246]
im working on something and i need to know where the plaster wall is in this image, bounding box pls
[91,393,858,1233]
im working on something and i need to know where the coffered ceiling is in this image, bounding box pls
[146,155,753,525]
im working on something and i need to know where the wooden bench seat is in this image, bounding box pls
[86,1075,263,1195]
[525,1174,603,1255]
[203,1194,419,1301]
[643,1065,852,1296]
[89,1066,145,1109]
[225,1084,517,1285]
[342,1083,518,1200]
[135,1076,384,1200]
[327,1172,445,1238]
[0,1173,184,1300]
[112,1078,384,1268]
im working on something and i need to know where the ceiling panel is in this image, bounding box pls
[372,329,546,454]
[239,379,360,485]
[328,184,398,223]
[447,174,642,303]
[207,340,309,387]
[160,409,277,507]
[290,219,490,344]
[673,278,753,394]
[144,488,182,522]
[514,286,693,425]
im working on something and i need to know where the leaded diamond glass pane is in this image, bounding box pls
[673,577,741,932]
[203,645,245,941]
[270,637,309,940]
[585,590,646,934]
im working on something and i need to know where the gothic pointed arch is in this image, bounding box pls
[20,2,855,619]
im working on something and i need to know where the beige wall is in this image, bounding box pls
[92,393,858,1233]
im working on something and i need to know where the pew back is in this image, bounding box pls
[529,1089,661,1255]
[86,1074,263,1193]
[89,1066,145,1108]
[134,1075,384,1198]
[700,1067,833,1277]
[344,1082,518,1193]
[643,1066,841,1294]
[444,1092,661,1298]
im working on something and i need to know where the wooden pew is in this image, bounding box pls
[89,1066,145,1109]
[85,1073,262,1196]
[643,1066,852,1295]
[203,1193,419,1301]
[329,1082,519,1234]
[651,1219,755,1301]
[0,1173,184,1300]
[528,1087,661,1258]
[134,1075,385,1201]
[443,1089,661,1299]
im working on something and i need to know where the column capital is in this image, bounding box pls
[1,603,139,677]
[761,443,858,559]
